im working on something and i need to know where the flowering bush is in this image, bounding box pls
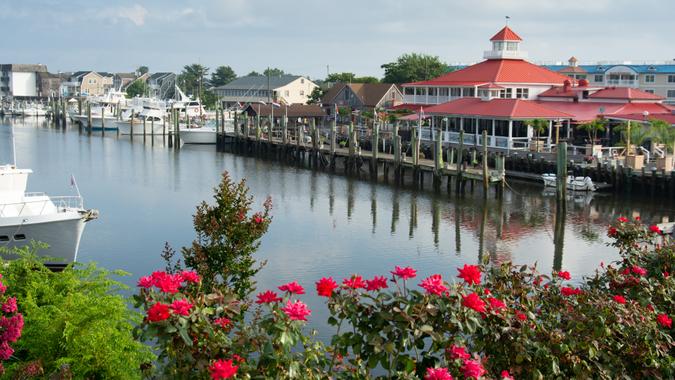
[0,265,23,375]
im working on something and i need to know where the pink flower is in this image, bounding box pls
[425,367,453,380]
[365,276,388,291]
[447,344,470,360]
[281,300,311,321]
[0,314,23,342]
[487,297,506,313]
[256,290,282,304]
[617,216,628,223]
[649,225,662,234]
[0,282,7,294]
[214,317,231,329]
[316,277,338,297]
[557,271,571,280]
[457,264,482,285]
[462,359,486,379]
[170,299,193,316]
[342,275,366,289]
[391,266,417,280]
[254,215,264,224]
[137,276,153,288]
[631,266,647,277]
[657,313,672,328]
[209,359,238,379]
[501,370,515,379]
[462,293,486,313]
[0,341,14,361]
[278,281,305,295]
[147,303,171,322]
[419,274,448,296]
[180,270,201,284]
[1,297,17,314]
[613,295,626,304]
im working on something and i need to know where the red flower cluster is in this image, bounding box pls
[342,275,366,289]
[462,293,486,313]
[608,226,618,237]
[657,313,672,329]
[281,300,311,321]
[253,215,264,224]
[180,270,201,284]
[316,277,338,297]
[214,317,231,329]
[138,271,187,294]
[1,298,17,314]
[148,302,171,322]
[487,297,506,313]
[613,295,627,304]
[515,311,528,321]
[419,274,447,296]
[170,299,193,316]
[209,358,238,379]
[649,225,662,234]
[457,264,482,285]
[256,290,282,304]
[447,345,470,360]
[561,287,582,297]
[461,359,486,379]
[617,216,629,223]
[365,276,388,292]
[630,265,647,277]
[424,367,453,380]
[391,266,417,280]
[501,370,515,380]
[278,281,305,295]
[557,270,571,280]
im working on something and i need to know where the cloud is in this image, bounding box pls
[112,4,148,26]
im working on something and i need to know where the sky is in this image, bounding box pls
[2,0,674,80]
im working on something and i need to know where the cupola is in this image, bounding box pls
[484,26,528,60]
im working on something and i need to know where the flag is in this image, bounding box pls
[70,174,76,187]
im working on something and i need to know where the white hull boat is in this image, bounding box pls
[179,126,217,144]
[72,114,118,130]
[0,164,98,267]
[542,173,596,192]
[116,109,166,135]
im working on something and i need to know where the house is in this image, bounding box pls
[147,72,176,99]
[37,72,68,98]
[0,64,48,99]
[60,71,114,96]
[213,75,318,108]
[321,83,403,114]
[113,73,138,91]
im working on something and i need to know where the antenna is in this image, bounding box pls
[505,15,510,25]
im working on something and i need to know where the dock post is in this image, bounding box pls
[87,102,92,134]
[61,98,66,126]
[130,111,134,138]
[151,117,155,138]
[372,119,379,179]
[78,98,82,117]
[282,113,288,145]
[482,129,488,196]
[143,115,147,140]
[162,115,166,137]
[433,122,443,190]
[101,107,105,136]
[556,142,568,201]
[457,130,465,194]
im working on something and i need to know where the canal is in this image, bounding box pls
[2,117,675,334]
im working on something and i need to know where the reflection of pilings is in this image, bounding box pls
[370,185,377,234]
[310,171,317,211]
[391,189,400,234]
[328,176,335,216]
[347,179,355,220]
[479,198,487,262]
[553,199,566,271]
[431,197,440,246]
[496,197,504,239]
[454,202,461,254]
[409,194,418,239]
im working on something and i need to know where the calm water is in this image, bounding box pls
[2,117,675,333]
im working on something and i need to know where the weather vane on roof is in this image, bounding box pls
[505,16,510,25]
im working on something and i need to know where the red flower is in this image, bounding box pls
[457,264,482,285]
[487,297,506,313]
[533,276,543,286]
[1,297,17,314]
[170,299,193,316]
[561,287,582,296]
[316,277,338,297]
[557,271,571,280]
[256,290,282,304]
[664,271,670,278]
[635,216,641,221]
[608,226,618,237]
[649,225,662,234]
[461,359,486,379]
[147,303,171,322]
[631,266,647,277]
[253,215,264,224]
[151,271,183,294]
[447,344,470,360]
[342,275,366,289]
[462,293,486,313]
[501,370,515,380]
[424,367,453,380]
[365,276,388,292]
[419,274,448,296]
[231,354,245,363]
[180,270,201,284]
[391,266,417,280]
[278,281,305,295]
[281,300,311,321]
[657,313,672,328]
[613,295,626,304]
[621,267,631,275]
[214,317,231,329]
[647,304,655,312]
[516,311,527,321]
[617,216,628,223]
[209,359,238,380]
[137,276,153,288]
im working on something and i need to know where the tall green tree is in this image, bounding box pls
[125,80,149,98]
[263,68,285,77]
[178,64,209,99]
[578,118,606,144]
[136,65,149,75]
[210,66,237,87]
[326,72,380,84]
[246,71,262,77]
[650,118,675,154]
[307,87,324,104]
[381,53,450,83]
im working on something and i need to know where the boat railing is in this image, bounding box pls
[0,196,84,217]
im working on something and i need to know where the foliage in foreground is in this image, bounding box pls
[138,217,674,379]
[0,245,154,379]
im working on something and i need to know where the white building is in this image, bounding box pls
[0,64,48,99]
[213,75,318,108]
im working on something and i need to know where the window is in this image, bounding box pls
[506,42,518,51]
[301,79,304,84]
[438,88,449,96]
[417,87,427,96]
[594,75,604,82]
[462,88,475,97]
[428,88,437,96]
[493,41,504,51]
[644,89,655,94]
[450,88,461,97]
[284,90,289,96]
[404,87,414,95]
[0,236,8,242]
[391,91,396,99]
[645,74,655,83]
[668,90,675,98]
[13,234,25,241]
[299,90,304,96]
[668,75,675,83]
[499,88,513,98]
[515,88,529,99]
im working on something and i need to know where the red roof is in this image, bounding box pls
[608,113,675,125]
[490,26,522,41]
[417,98,572,119]
[538,86,578,98]
[478,83,505,89]
[389,103,427,112]
[406,59,569,87]
[534,101,674,122]
[589,87,664,101]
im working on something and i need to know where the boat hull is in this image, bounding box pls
[180,129,217,144]
[116,120,166,135]
[0,212,88,267]
[72,115,118,130]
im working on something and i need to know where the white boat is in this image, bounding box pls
[116,109,166,135]
[179,125,218,144]
[0,163,98,267]
[71,108,118,130]
[542,173,596,192]
[20,106,48,117]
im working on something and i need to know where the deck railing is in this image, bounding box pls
[0,196,83,217]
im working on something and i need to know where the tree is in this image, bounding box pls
[136,66,149,75]
[307,87,324,104]
[354,76,380,84]
[326,72,379,84]
[210,66,236,87]
[650,118,675,154]
[263,68,285,77]
[381,53,450,84]
[525,119,548,141]
[246,71,262,77]
[125,79,149,98]
[178,64,209,99]
[616,121,650,154]
[578,118,606,144]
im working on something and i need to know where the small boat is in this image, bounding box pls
[542,173,596,192]
[179,119,233,144]
[116,109,166,135]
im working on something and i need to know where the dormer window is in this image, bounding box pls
[648,66,656,71]
[596,66,603,71]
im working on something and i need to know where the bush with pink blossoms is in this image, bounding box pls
[0,268,23,374]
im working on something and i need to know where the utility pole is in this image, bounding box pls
[267,66,271,103]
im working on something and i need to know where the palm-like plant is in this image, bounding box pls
[577,118,606,144]
[649,118,675,154]
[615,121,650,155]
[525,118,548,141]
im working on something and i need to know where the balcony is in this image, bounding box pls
[403,94,459,105]
[606,79,638,87]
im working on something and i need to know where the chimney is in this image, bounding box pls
[563,79,571,92]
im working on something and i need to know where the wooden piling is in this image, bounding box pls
[556,142,568,200]
[482,129,488,196]
[87,102,92,135]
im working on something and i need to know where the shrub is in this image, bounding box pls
[0,245,154,379]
